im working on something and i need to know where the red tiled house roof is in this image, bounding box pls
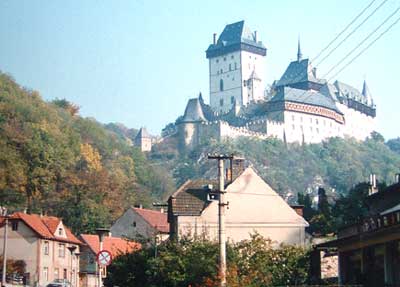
[80,234,140,257]
[1,212,82,245]
[132,207,169,233]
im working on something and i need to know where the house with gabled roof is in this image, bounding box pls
[79,234,140,287]
[111,207,169,242]
[168,166,309,245]
[0,212,82,287]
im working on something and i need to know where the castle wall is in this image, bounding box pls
[282,111,343,144]
[337,103,375,140]
[178,122,199,150]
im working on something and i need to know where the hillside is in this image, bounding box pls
[2,71,400,233]
[149,131,400,202]
[0,72,175,233]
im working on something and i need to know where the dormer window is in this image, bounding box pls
[58,228,63,236]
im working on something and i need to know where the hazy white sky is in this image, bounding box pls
[1,0,399,138]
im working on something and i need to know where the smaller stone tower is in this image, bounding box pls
[135,127,152,152]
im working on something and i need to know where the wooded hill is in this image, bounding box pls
[0,72,175,233]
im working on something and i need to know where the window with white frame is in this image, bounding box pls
[58,243,65,258]
[44,241,49,255]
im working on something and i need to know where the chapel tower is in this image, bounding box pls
[206,21,267,113]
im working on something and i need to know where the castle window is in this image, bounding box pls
[310,118,312,123]
[292,125,295,130]
[243,80,247,87]
[229,64,232,71]
[220,99,224,106]
[316,128,319,134]
[316,119,319,125]
[310,127,313,132]
[216,59,219,63]
[223,57,226,61]
[249,55,251,59]
[220,79,224,91]
[231,55,234,59]
[231,96,235,104]
[300,117,303,122]
[220,69,223,74]
[234,62,237,69]
[292,115,295,121]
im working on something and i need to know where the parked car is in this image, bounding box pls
[46,279,71,287]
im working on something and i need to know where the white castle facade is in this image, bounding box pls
[178,21,376,149]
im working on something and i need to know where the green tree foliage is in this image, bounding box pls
[0,72,175,233]
[105,234,310,287]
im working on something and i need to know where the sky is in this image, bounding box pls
[1,0,399,138]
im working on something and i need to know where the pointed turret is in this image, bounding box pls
[297,37,303,62]
[361,80,374,106]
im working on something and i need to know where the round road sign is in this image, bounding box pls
[96,250,113,266]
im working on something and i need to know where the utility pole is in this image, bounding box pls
[1,207,8,287]
[208,154,233,287]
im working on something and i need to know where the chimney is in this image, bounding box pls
[213,33,217,45]
[226,168,232,183]
[254,31,257,42]
[291,205,304,217]
[369,174,378,195]
[230,158,245,181]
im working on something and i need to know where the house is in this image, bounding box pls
[317,178,400,286]
[0,212,81,287]
[79,234,140,287]
[110,207,169,242]
[168,164,309,245]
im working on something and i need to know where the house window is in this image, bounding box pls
[58,228,63,236]
[63,268,67,279]
[58,243,65,258]
[11,221,18,231]
[220,79,224,91]
[133,221,137,228]
[220,99,224,107]
[44,241,49,255]
[43,267,49,281]
[54,268,59,279]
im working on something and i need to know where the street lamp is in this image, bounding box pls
[67,246,77,287]
[74,252,80,287]
[95,228,109,287]
[1,207,8,287]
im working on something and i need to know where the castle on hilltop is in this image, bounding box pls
[177,21,376,150]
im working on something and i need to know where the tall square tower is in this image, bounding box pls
[206,21,267,113]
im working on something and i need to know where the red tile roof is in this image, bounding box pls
[1,212,82,245]
[80,234,140,257]
[132,207,169,233]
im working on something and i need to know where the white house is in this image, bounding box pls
[168,167,309,245]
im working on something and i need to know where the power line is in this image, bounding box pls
[323,5,400,79]
[315,0,389,67]
[328,13,400,81]
[312,0,377,62]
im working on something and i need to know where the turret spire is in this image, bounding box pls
[297,36,303,62]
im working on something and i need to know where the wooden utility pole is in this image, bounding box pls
[208,154,233,287]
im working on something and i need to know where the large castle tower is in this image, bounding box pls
[206,21,267,113]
